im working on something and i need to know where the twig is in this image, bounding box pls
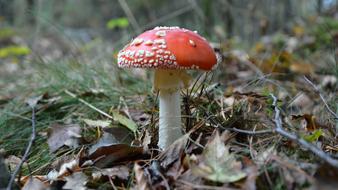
[157,172,170,190]
[177,179,237,190]
[187,0,205,20]
[228,127,273,135]
[303,76,338,120]
[108,176,118,190]
[118,0,141,33]
[270,155,315,182]
[142,5,193,30]
[7,106,36,190]
[270,93,338,168]
[64,90,113,120]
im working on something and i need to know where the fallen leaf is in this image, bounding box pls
[46,169,59,181]
[141,130,152,152]
[89,132,119,155]
[315,163,338,190]
[92,165,129,180]
[58,159,79,177]
[290,62,314,75]
[176,166,203,188]
[291,114,325,131]
[25,95,43,108]
[81,144,144,168]
[83,119,111,128]
[112,110,138,133]
[303,129,323,142]
[134,163,151,190]
[128,109,150,127]
[191,131,246,183]
[63,172,88,190]
[47,123,81,152]
[159,133,189,169]
[103,127,134,144]
[4,155,27,171]
[22,177,48,190]
[240,157,258,190]
[255,146,276,165]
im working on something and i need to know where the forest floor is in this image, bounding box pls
[0,16,338,190]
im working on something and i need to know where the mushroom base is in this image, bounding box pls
[158,90,183,149]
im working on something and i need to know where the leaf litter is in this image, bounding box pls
[14,82,338,189]
[47,123,82,153]
[191,131,247,183]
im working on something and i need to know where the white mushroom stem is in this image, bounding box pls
[154,69,191,149]
[158,90,182,149]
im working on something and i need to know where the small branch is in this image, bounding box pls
[228,127,274,135]
[270,93,338,168]
[64,90,113,120]
[7,106,36,190]
[303,76,338,120]
[142,5,193,30]
[118,0,141,33]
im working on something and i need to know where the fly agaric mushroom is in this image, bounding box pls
[117,26,217,149]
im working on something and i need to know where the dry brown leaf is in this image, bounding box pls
[4,155,27,171]
[238,157,258,190]
[58,159,80,177]
[82,144,144,168]
[47,123,81,152]
[102,127,134,144]
[92,165,130,180]
[290,62,314,75]
[314,163,338,190]
[134,163,151,190]
[128,108,150,127]
[63,172,88,190]
[291,114,327,132]
[22,177,48,190]
[83,119,111,128]
[159,134,189,169]
[176,168,203,189]
[255,146,276,165]
[141,130,152,152]
[88,132,119,154]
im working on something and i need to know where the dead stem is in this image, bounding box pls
[7,105,36,190]
[270,93,338,168]
[64,90,113,120]
[303,76,338,120]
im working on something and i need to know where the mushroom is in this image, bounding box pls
[117,26,217,149]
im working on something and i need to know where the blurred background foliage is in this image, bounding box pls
[1,0,337,46]
[0,0,337,107]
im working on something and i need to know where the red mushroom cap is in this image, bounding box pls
[117,26,217,70]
